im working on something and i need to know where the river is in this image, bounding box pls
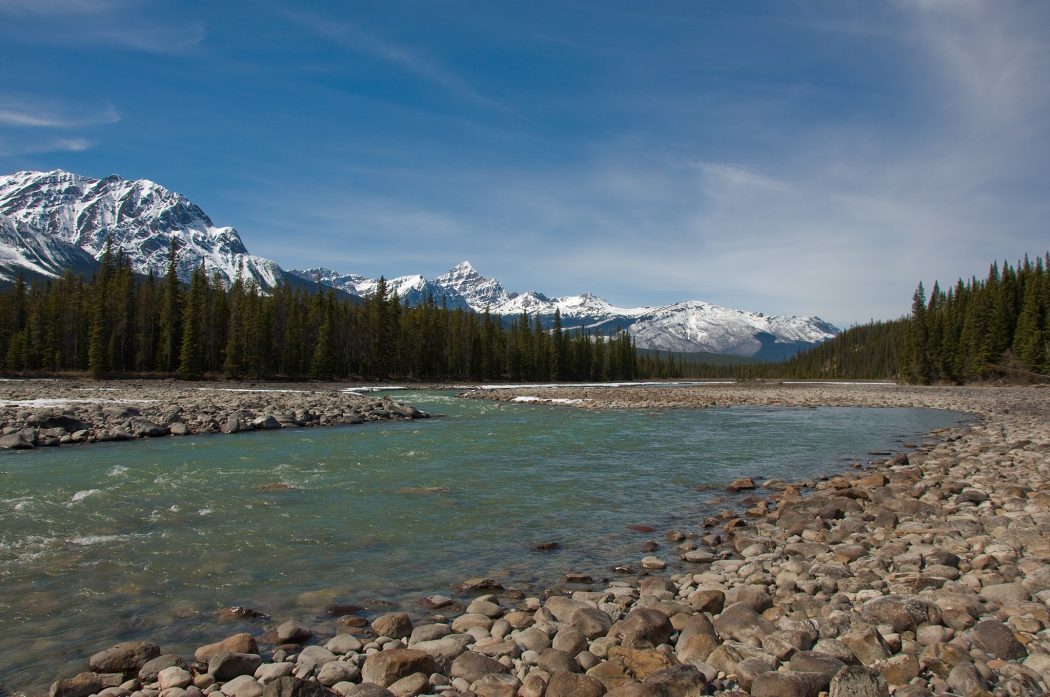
[0,389,964,695]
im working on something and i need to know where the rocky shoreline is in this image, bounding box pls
[0,380,430,449]
[25,383,1050,697]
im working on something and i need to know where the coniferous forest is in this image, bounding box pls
[0,243,638,382]
[0,246,1046,383]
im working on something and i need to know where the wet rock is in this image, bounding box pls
[275,621,312,644]
[325,634,363,654]
[89,642,162,676]
[208,652,263,681]
[371,612,413,640]
[455,577,503,592]
[727,477,756,492]
[50,673,123,697]
[139,655,189,683]
[196,634,259,663]
[0,430,34,449]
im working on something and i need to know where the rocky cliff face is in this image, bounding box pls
[0,170,286,288]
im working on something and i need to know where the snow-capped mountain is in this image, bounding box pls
[0,170,286,288]
[294,267,470,310]
[0,169,837,359]
[291,261,839,358]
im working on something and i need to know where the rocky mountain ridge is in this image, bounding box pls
[0,169,838,358]
[291,261,840,359]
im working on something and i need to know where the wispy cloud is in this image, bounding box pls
[0,94,121,128]
[0,0,206,54]
[0,135,94,157]
[276,6,503,110]
[0,0,125,16]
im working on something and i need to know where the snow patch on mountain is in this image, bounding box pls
[292,260,839,358]
[0,170,284,287]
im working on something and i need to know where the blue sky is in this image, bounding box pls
[1,0,1048,328]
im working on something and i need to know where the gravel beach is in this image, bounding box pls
[18,381,1050,697]
[0,380,429,449]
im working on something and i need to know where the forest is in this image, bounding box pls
[0,243,640,382]
[0,245,1046,383]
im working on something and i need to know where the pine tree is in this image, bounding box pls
[177,266,207,379]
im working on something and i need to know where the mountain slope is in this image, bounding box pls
[0,170,286,288]
[0,169,837,358]
[294,260,839,358]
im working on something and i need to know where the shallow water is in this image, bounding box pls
[0,390,963,694]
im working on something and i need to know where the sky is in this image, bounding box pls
[1,0,1048,328]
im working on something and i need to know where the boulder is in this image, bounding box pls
[158,667,193,691]
[127,418,168,437]
[220,675,263,697]
[275,620,312,644]
[139,655,189,683]
[972,619,1026,660]
[859,595,939,632]
[50,672,123,697]
[89,642,161,675]
[613,608,674,648]
[262,677,341,697]
[573,607,614,639]
[361,649,434,688]
[712,602,776,643]
[371,612,413,640]
[208,652,263,681]
[449,651,506,684]
[545,672,606,697]
[828,666,889,697]
[840,626,890,666]
[196,633,259,663]
[642,664,708,697]
[750,671,827,697]
[606,646,674,680]
[537,648,579,675]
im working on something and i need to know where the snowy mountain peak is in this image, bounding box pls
[293,259,840,359]
[434,260,511,309]
[0,169,284,289]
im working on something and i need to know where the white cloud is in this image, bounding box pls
[0,94,120,128]
[276,6,503,110]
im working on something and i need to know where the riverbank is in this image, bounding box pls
[0,380,429,449]
[29,383,1050,697]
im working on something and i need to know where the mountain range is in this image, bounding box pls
[290,262,839,359]
[0,170,839,358]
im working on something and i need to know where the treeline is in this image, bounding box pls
[900,254,1050,383]
[608,251,1050,384]
[0,244,640,382]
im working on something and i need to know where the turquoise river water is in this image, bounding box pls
[0,389,965,695]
